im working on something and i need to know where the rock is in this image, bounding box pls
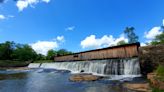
[6,67,30,71]
[159,82,164,90]
[147,73,164,90]
[147,73,158,86]
[139,45,164,75]
[124,83,151,92]
[69,73,102,82]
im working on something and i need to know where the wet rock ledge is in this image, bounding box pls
[69,73,103,82]
[124,83,151,92]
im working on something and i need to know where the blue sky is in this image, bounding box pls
[0,0,164,55]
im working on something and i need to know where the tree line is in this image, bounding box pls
[0,41,72,61]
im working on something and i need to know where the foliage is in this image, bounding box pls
[150,26,164,45]
[151,32,164,45]
[0,41,15,60]
[124,27,139,44]
[46,49,57,60]
[0,60,30,67]
[117,40,127,45]
[152,88,164,92]
[34,60,54,63]
[35,54,46,60]
[0,41,73,63]
[57,49,73,56]
[12,44,37,61]
[0,41,37,61]
[156,65,164,76]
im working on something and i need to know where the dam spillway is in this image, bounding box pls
[28,43,141,78]
[29,58,141,77]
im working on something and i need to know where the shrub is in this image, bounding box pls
[0,60,30,67]
[156,65,164,76]
[33,60,54,63]
[152,88,164,92]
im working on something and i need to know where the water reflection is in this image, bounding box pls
[0,69,140,92]
[0,72,27,80]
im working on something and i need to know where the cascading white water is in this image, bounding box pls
[40,58,141,77]
[28,63,41,68]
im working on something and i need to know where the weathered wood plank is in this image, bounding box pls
[54,43,140,61]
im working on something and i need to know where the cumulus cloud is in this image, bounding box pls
[56,36,65,42]
[141,42,147,46]
[16,0,51,11]
[31,41,58,55]
[0,14,6,20]
[144,27,162,40]
[80,34,128,49]
[65,26,75,31]
[30,36,64,55]
[143,19,164,45]
[0,14,14,20]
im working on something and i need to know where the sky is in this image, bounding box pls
[0,0,164,55]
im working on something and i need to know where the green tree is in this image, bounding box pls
[36,54,46,60]
[151,26,164,45]
[12,44,37,61]
[0,41,15,60]
[57,49,72,56]
[124,27,139,44]
[117,40,127,45]
[47,49,57,60]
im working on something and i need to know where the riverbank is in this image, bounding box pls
[0,60,30,68]
[0,60,54,68]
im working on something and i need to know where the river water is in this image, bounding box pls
[0,68,143,92]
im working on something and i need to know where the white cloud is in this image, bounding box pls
[56,36,65,42]
[31,41,58,55]
[80,34,128,49]
[31,36,64,55]
[141,42,147,46]
[0,14,14,20]
[144,27,162,40]
[0,14,6,20]
[65,26,75,31]
[42,0,50,3]
[16,1,29,11]
[16,0,51,11]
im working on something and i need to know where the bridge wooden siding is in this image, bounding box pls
[54,43,140,62]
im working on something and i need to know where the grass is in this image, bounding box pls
[0,60,30,67]
[0,60,54,68]
[152,88,164,92]
[156,65,164,76]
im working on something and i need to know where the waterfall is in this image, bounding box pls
[28,63,41,68]
[40,58,141,77]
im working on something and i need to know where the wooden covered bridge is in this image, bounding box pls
[54,42,140,62]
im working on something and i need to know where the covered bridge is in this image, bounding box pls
[54,42,140,62]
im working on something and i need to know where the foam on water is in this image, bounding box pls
[28,63,41,68]
[39,58,141,79]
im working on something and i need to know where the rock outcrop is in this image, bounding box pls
[69,73,102,82]
[139,45,164,75]
[147,73,164,90]
[124,83,151,92]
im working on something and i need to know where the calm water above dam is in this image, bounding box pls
[0,68,143,92]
